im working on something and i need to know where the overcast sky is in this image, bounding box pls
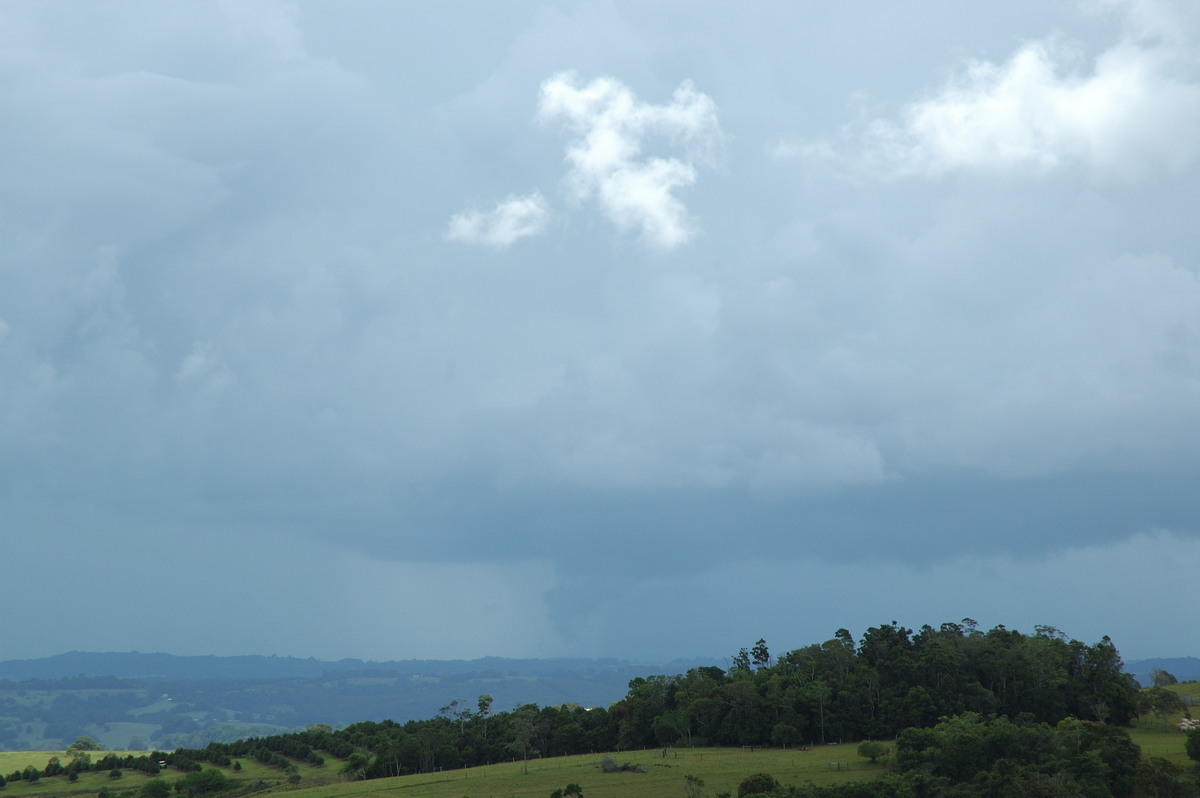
[2,0,1199,667]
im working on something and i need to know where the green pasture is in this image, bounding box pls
[5,713,1197,798]
[1,746,891,798]
[1129,683,1197,769]
[287,745,886,798]
[1170,681,1200,704]
[1128,727,1194,768]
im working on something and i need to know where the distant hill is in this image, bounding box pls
[0,651,714,751]
[0,650,697,682]
[1124,656,1200,687]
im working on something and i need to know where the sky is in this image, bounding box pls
[2,0,1199,667]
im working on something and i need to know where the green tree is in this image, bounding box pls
[751,639,771,669]
[68,749,92,771]
[508,705,539,775]
[770,723,799,748]
[70,736,102,751]
[1186,727,1200,764]
[1146,686,1186,729]
[140,779,172,798]
[478,694,494,744]
[856,740,887,763]
[341,752,369,780]
[685,774,705,798]
[1150,668,1179,687]
[1134,757,1193,798]
[174,769,229,797]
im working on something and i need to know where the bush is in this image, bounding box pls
[737,773,778,798]
[141,779,172,798]
[598,757,643,774]
[175,768,229,797]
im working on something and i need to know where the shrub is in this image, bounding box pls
[737,773,777,798]
[597,757,643,774]
[141,779,172,798]
[175,768,229,796]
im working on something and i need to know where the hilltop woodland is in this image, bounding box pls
[4,622,1199,798]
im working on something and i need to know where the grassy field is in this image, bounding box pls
[1128,727,1194,768]
[2,731,1196,798]
[1,746,885,798]
[1170,681,1200,705]
[287,746,887,798]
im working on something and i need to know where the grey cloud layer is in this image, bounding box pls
[1,0,1198,661]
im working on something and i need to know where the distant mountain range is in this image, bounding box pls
[4,650,1194,687]
[0,651,714,751]
[0,650,702,683]
[1124,657,1200,687]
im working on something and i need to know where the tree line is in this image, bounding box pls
[185,621,1143,779]
[610,621,1141,751]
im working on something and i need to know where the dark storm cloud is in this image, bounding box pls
[2,0,1199,662]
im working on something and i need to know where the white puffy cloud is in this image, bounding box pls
[780,0,1200,178]
[447,191,549,247]
[537,73,722,247]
